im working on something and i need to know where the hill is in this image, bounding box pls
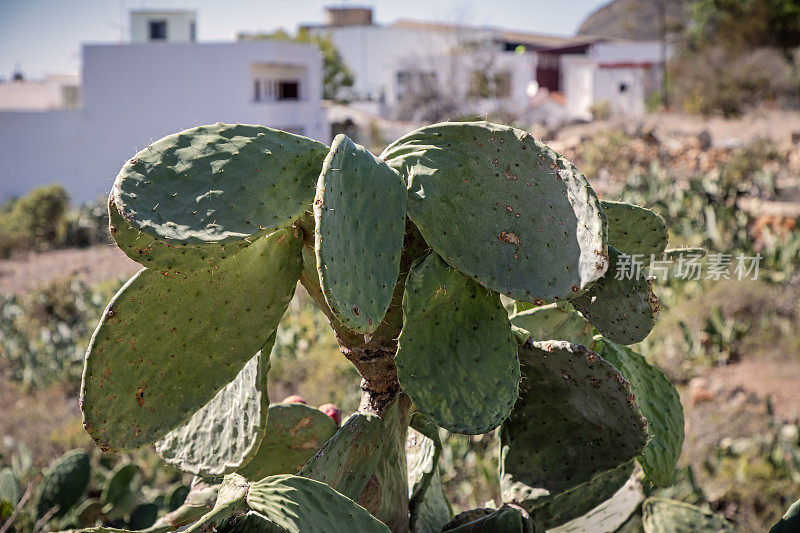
[577,0,689,40]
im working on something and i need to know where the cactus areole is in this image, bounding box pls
[79,122,689,532]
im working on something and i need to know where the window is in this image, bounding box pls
[61,86,80,109]
[253,80,261,102]
[149,20,167,41]
[619,82,629,94]
[190,21,196,42]
[278,81,299,100]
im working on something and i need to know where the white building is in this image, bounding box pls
[130,9,197,44]
[0,10,327,202]
[0,74,81,111]
[301,9,564,120]
[561,41,666,120]
[301,7,665,124]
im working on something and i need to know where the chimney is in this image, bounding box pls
[325,6,373,27]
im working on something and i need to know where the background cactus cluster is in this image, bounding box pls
[0,448,191,532]
[51,120,777,532]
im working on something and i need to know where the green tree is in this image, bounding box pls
[688,0,800,52]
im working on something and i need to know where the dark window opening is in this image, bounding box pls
[190,21,196,42]
[149,20,167,40]
[619,82,629,93]
[278,81,299,100]
[253,80,261,101]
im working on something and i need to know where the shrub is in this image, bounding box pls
[671,47,793,116]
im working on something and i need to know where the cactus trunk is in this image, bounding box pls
[296,214,415,532]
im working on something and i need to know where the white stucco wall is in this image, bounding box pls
[386,50,534,114]
[593,66,646,117]
[563,41,665,120]
[0,74,81,111]
[562,57,594,120]
[131,10,196,43]
[311,25,478,101]
[0,40,327,202]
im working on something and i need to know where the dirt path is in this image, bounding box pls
[0,377,86,466]
[0,246,139,296]
[689,358,800,422]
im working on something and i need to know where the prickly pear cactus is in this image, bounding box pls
[81,228,302,451]
[0,467,17,506]
[601,200,668,260]
[642,497,736,532]
[300,412,385,501]
[34,450,91,519]
[238,402,337,480]
[245,474,389,532]
[396,253,520,434]
[314,134,407,333]
[500,341,648,511]
[76,120,696,533]
[154,341,273,477]
[381,122,608,303]
[570,245,659,344]
[110,123,327,270]
[509,301,594,346]
[594,337,684,486]
[771,498,800,533]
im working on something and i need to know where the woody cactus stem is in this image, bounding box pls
[296,213,426,416]
[296,214,416,531]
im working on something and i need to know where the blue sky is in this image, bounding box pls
[0,0,609,79]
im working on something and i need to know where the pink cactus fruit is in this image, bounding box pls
[282,394,307,405]
[319,403,342,425]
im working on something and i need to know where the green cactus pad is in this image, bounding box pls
[443,506,531,532]
[601,201,668,260]
[642,498,736,532]
[246,474,390,532]
[238,403,337,480]
[410,473,450,533]
[34,449,91,519]
[0,467,18,505]
[74,498,105,527]
[81,227,302,452]
[570,245,658,345]
[155,338,273,477]
[396,253,520,434]
[594,337,684,486]
[300,412,384,501]
[166,484,190,512]
[381,121,608,302]
[771,499,800,533]
[509,302,594,346]
[407,414,441,501]
[314,134,407,334]
[500,341,648,509]
[152,479,219,530]
[110,123,327,270]
[101,463,138,507]
[548,469,642,533]
[128,502,159,530]
[534,461,635,529]
[407,416,451,533]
